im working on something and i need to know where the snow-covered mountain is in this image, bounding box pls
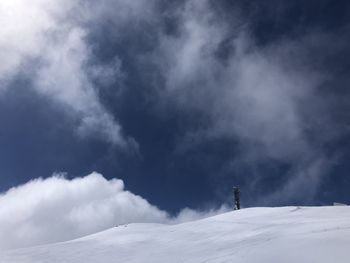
[1,206,349,263]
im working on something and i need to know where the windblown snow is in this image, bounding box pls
[1,206,350,263]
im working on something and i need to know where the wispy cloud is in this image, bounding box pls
[0,0,344,209]
[0,0,139,148]
[150,0,334,204]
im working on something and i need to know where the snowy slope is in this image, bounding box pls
[1,206,350,263]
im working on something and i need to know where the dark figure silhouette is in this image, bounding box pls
[233,187,240,210]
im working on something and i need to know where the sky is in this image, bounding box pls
[0,0,350,249]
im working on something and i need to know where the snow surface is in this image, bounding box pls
[1,206,350,263]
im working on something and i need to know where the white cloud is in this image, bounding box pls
[0,0,139,148]
[0,173,226,250]
[34,27,131,147]
[151,0,330,203]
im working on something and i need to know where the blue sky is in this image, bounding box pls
[0,0,350,216]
